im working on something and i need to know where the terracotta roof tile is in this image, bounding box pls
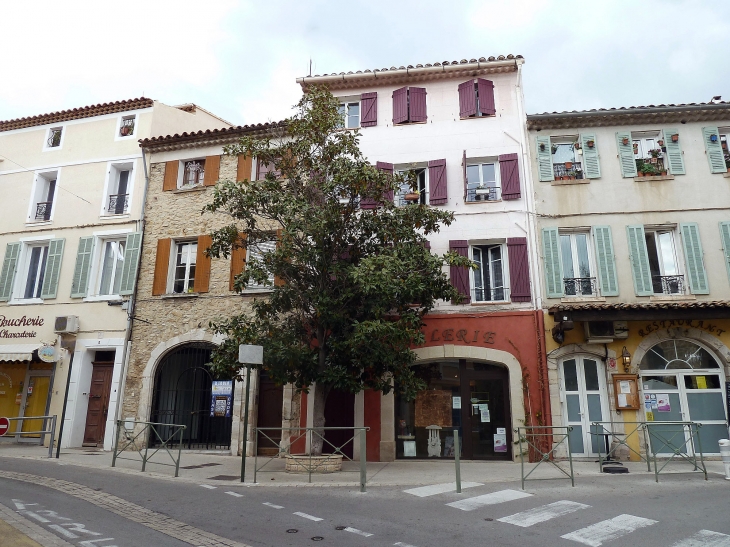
[529,101,729,118]
[549,300,730,314]
[139,121,286,149]
[0,97,154,132]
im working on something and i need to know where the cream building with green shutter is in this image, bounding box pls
[0,98,227,450]
[528,101,730,459]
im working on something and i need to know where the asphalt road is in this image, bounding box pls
[1,456,729,547]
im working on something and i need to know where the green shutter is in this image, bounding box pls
[119,232,142,296]
[616,132,637,177]
[536,136,554,182]
[542,227,563,298]
[40,238,65,300]
[663,128,685,175]
[592,226,619,296]
[702,127,726,174]
[0,243,21,302]
[70,237,95,298]
[720,222,730,285]
[626,225,653,296]
[680,223,709,294]
[580,134,601,179]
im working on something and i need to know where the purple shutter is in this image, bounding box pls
[458,80,477,118]
[499,153,521,200]
[376,161,394,202]
[409,87,427,123]
[428,159,447,205]
[361,92,377,127]
[449,240,471,304]
[477,78,495,116]
[424,240,431,250]
[507,237,531,302]
[392,87,408,124]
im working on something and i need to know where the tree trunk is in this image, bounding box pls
[310,382,332,456]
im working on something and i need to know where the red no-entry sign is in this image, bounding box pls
[0,417,9,436]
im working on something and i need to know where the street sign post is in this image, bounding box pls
[239,344,263,483]
[0,417,9,436]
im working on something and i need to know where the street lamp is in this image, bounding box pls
[621,346,631,373]
[239,344,263,483]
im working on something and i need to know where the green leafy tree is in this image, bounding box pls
[204,86,471,455]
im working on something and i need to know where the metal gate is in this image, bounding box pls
[150,343,233,450]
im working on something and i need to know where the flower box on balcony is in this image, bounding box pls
[404,192,420,202]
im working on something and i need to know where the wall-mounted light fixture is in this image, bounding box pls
[621,346,631,373]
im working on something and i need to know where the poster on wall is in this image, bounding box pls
[403,440,416,457]
[493,433,507,452]
[210,380,233,418]
[644,401,654,421]
[479,404,490,423]
[656,394,671,412]
[452,396,461,409]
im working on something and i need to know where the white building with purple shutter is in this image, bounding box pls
[295,56,552,463]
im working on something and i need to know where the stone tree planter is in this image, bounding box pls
[285,454,343,473]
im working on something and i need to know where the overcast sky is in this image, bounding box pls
[2,1,729,128]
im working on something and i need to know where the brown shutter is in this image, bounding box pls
[499,153,521,200]
[392,87,408,124]
[507,237,531,302]
[376,161,394,203]
[229,233,247,291]
[274,229,284,286]
[449,240,471,304]
[203,155,221,186]
[409,87,427,123]
[360,92,378,127]
[458,80,476,118]
[428,159,447,205]
[193,235,212,293]
[152,238,171,295]
[236,154,253,182]
[163,161,179,191]
[477,78,496,116]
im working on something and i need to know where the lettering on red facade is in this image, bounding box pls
[425,328,496,346]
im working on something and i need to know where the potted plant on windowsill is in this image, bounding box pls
[475,184,490,196]
[404,192,420,202]
[622,137,630,146]
[564,161,573,169]
[586,139,595,148]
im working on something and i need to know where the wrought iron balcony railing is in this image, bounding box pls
[35,201,52,221]
[553,163,584,180]
[108,193,129,215]
[564,277,597,297]
[466,186,500,202]
[652,275,684,295]
[47,129,62,148]
[473,286,508,302]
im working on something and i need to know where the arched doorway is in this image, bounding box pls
[150,343,233,450]
[639,339,728,455]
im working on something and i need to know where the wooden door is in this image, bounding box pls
[323,389,355,458]
[256,371,283,456]
[83,363,113,446]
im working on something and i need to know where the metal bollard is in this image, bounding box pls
[719,439,730,480]
[454,429,461,493]
[360,428,367,493]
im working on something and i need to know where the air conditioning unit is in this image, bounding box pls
[54,315,79,334]
[584,320,629,343]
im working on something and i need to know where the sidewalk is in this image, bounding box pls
[0,442,725,488]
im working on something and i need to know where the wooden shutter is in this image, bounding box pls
[449,240,471,304]
[203,155,221,186]
[152,238,171,296]
[702,127,726,173]
[591,226,618,296]
[229,233,247,291]
[580,134,601,179]
[237,154,253,182]
[193,235,212,293]
[163,161,179,191]
[40,238,65,299]
[360,92,378,127]
[679,223,709,294]
[499,153,521,200]
[616,132,638,178]
[392,87,408,124]
[119,232,143,296]
[428,159,447,205]
[719,222,730,285]
[70,236,95,298]
[458,80,476,118]
[507,237,531,302]
[541,227,563,298]
[274,228,285,287]
[626,225,653,296]
[0,242,21,302]
[536,136,554,182]
[477,78,496,116]
[376,161,394,203]
[662,128,685,175]
[409,87,427,123]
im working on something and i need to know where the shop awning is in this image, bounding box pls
[548,300,730,321]
[0,343,42,362]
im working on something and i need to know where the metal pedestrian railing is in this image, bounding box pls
[254,426,369,492]
[0,415,57,458]
[111,420,186,477]
[515,426,574,489]
[590,421,651,472]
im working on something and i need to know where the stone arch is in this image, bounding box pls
[631,327,730,374]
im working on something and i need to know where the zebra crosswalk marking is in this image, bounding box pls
[498,500,591,527]
[446,489,532,511]
[561,514,657,546]
[403,482,483,498]
[669,530,730,547]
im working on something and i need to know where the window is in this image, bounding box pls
[181,159,205,188]
[472,244,506,302]
[104,163,132,215]
[559,233,595,296]
[551,137,583,180]
[644,229,682,294]
[45,127,63,149]
[29,171,57,223]
[466,162,499,202]
[458,78,495,118]
[22,245,49,299]
[97,239,126,296]
[119,115,136,137]
[338,101,360,129]
[396,168,428,206]
[245,240,276,291]
[392,86,427,125]
[173,241,197,293]
[632,131,666,175]
[719,129,729,172]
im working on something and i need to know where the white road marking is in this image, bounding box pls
[344,527,373,537]
[12,500,38,510]
[394,543,418,547]
[49,524,80,539]
[561,514,657,546]
[670,530,730,547]
[498,500,591,527]
[403,482,483,497]
[78,540,117,547]
[263,502,284,509]
[199,484,216,489]
[224,491,244,498]
[21,510,50,523]
[446,489,532,511]
[293,512,323,522]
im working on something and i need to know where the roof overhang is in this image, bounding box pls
[139,122,286,153]
[548,301,730,322]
